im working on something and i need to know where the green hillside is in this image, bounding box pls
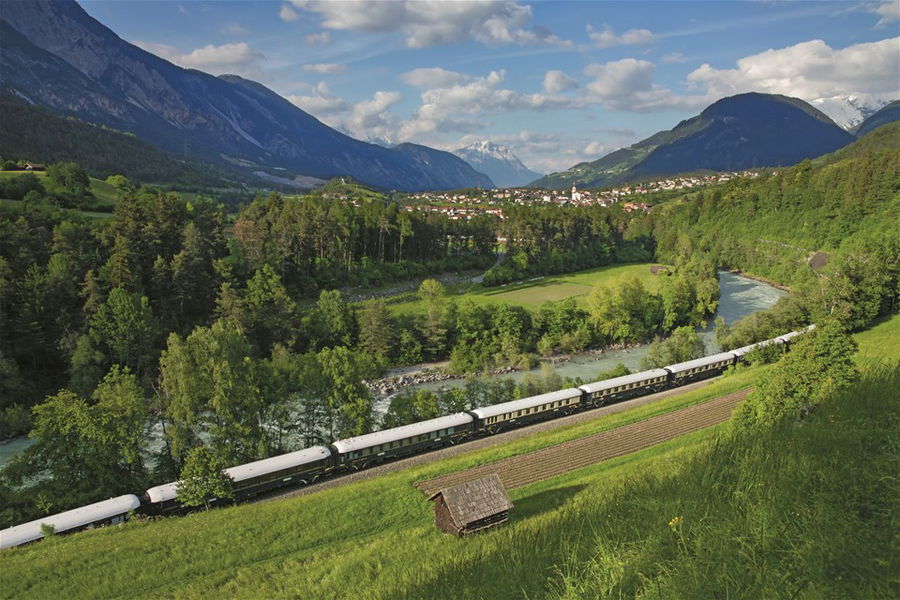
[642,122,900,282]
[0,319,895,599]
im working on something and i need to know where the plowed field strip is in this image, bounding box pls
[415,389,749,496]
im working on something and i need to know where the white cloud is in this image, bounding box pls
[287,82,349,116]
[279,4,300,22]
[397,69,580,140]
[661,52,686,64]
[874,2,900,27]
[304,31,331,45]
[686,37,900,103]
[583,141,613,156]
[587,25,655,48]
[400,67,470,88]
[582,58,700,112]
[290,0,571,47]
[302,63,347,74]
[543,70,578,93]
[134,41,264,76]
[343,91,403,140]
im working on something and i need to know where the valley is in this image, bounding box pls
[0,1,897,596]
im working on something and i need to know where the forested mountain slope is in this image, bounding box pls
[0,95,229,186]
[852,100,900,137]
[629,123,899,331]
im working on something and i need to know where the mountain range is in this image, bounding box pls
[0,0,493,192]
[530,93,898,190]
[452,141,543,188]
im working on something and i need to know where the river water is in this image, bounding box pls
[394,271,786,396]
[0,271,785,469]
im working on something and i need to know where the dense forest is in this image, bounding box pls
[0,124,897,529]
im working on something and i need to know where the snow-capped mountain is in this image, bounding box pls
[810,95,893,131]
[453,141,543,188]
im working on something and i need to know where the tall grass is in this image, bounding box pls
[546,364,899,599]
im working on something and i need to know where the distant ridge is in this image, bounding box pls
[0,0,491,191]
[531,93,856,189]
[852,100,900,138]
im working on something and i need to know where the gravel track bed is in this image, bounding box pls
[415,388,749,495]
[261,378,722,503]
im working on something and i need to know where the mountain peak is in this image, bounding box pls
[531,92,855,189]
[453,141,542,188]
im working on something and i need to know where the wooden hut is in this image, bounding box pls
[427,473,513,536]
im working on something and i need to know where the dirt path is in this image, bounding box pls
[262,378,727,503]
[415,388,749,496]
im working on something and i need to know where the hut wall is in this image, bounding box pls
[433,497,460,535]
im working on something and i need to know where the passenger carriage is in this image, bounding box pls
[332,413,474,469]
[144,446,332,514]
[730,338,784,362]
[470,388,583,433]
[0,494,141,550]
[579,368,670,406]
[664,352,737,385]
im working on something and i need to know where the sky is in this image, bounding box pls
[81,0,900,173]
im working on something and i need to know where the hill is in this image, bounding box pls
[643,122,899,292]
[0,0,491,192]
[852,100,900,137]
[531,93,855,189]
[453,141,542,188]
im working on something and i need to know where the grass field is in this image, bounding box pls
[389,262,661,316]
[0,171,120,212]
[853,313,899,366]
[0,321,894,599]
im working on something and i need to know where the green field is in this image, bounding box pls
[389,262,661,316]
[853,313,900,366]
[1,320,894,599]
[0,171,120,216]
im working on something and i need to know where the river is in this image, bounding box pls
[388,271,786,398]
[0,271,785,469]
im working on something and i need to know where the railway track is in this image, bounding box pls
[262,378,729,503]
[415,388,749,496]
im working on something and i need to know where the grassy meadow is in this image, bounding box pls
[388,262,661,316]
[0,170,120,214]
[1,317,895,599]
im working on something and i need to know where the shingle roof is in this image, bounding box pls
[428,473,512,526]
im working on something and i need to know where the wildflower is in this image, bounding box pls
[668,516,683,530]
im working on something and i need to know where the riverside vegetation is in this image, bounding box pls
[0,124,897,540]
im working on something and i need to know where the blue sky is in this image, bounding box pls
[82,1,899,173]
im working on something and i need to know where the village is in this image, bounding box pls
[402,170,761,220]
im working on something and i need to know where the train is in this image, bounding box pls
[0,325,814,550]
